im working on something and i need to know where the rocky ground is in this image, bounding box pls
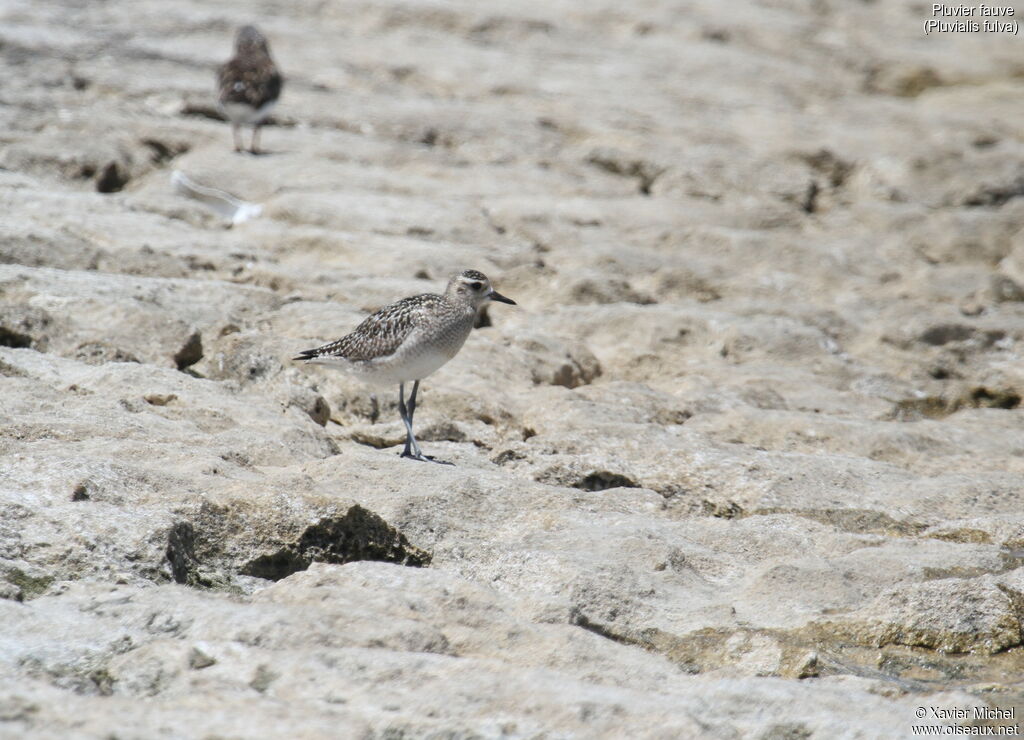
[2,0,1024,737]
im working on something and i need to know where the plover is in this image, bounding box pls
[217,25,283,154]
[294,270,516,463]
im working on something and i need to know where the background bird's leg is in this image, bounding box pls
[231,123,242,153]
[250,125,262,154]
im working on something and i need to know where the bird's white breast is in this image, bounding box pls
[221,100,277,126]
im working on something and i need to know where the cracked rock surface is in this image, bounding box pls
[2,0,1024,736]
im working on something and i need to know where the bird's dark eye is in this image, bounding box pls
[469,281,483,291]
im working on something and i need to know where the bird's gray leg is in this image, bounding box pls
[397,383,417,458]
[250,125,262,155]
[405,380,424,458]
[401,380,453,465]
[232,123,243,153]
[407,379,419,425]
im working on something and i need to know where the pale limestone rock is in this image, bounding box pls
[1,0,1023,734]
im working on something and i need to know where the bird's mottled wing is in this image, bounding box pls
[294,295,439,363]
[217,56,282,109]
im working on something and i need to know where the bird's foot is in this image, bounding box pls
[400,451,454,466]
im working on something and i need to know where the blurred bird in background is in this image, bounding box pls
[217,25,283,154]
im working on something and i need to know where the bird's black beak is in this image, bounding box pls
[488,290,516,305]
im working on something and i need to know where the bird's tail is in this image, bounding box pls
[292,348,320,362]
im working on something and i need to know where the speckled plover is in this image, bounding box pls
[294,270,516,463]
[217,25,283,154]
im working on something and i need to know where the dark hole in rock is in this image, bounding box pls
[0,359,27,377]
[74,342,140,365]
[308,395,330,426]
[5,568,53,599]
[970,387,1021,410]
[962,176,1024,208]
[166,522,200,585]
[240,505,432,582]
[95,162,129,193]
[801,149,855,189]
[241,550,308,582]
[186,256,217,272]
[762,507,926,538]
[702,27,730,43]
[569,277,654,306]
[801,180,820,214]
[474,306,491,329]
[865,64,943,98]
[892,397,954,421]
[892,387,1021,420]
[419,421,466,443]
[918,324,974,346]
[349,429,399,449]
[90,669,114,696]
[586,149,664,196]
[141,138,189,166]
[638,173,659,196]
[470,17,554,37]
[419,128,438,147]
[702,500,744,519]
[71,483,90,502]
[0,326,32,348]
[574,471,640,492]
[174,331,203,370]
[491,448,526,465]
[548,363,586,389]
